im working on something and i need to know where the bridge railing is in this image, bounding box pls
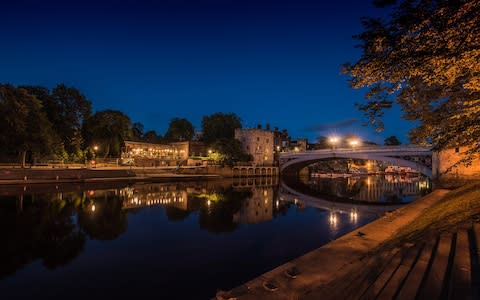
[279,145,432,157]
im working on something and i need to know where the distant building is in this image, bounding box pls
[122,140,207,167]
[290,138,308,152]
[432,146,480,179]
[273,127,290,151]
[235,127,274,166]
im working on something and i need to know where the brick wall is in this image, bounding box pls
[432,147,480,179]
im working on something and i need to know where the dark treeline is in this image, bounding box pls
[0,83,250,166]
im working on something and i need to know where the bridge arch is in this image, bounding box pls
[279,147,432,178]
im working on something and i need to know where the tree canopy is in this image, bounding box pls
[344,0,479,164]
[83,110,132,158]
[164,117,194,142]
[384,135,401,146]
[21,84,92,161]
[0,84,60,166]
[201,112,242,144]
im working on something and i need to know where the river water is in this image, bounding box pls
[0,175,430,299]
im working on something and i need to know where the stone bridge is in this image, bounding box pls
[279,145,432,178]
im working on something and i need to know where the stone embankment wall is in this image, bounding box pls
[433,147,480,185]
[0,168,134,181]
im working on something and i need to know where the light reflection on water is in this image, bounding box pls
[0,175,429,299]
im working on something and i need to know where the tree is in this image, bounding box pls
[201,112,242,144]
[0,84,60,166]
[50,84,92,160]
[164,117,194,142]
[131,122,144,141]
[210,138,252,167]
[142,130,162,144]
[83,110,132,157]
[344,0,480,165]
[314,136,330,149]
[384,135,401,146]
[20,84,92,161]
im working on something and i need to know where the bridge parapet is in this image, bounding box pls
[279,145,433,178]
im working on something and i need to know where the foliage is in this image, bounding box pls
[0,84,61,166]
[164,117,194,142]
[201,112,242,144]
[314,136,330,149]
[210,138,253,167]
[344,0,480,165]
[384,135,401,146]
[142,130,163,144]
[131,122,144,141]
[83,110,132,157]
[21,84,92,162]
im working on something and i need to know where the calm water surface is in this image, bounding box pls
[1,175,430,299]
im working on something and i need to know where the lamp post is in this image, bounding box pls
[349,139,359,148]
[329,136,340,150]
[93,145,98,168]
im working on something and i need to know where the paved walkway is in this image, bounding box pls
[217,189,453,300]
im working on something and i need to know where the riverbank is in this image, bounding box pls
[0,165,279,184]
[0,167,250,185]
[218,182,480,299]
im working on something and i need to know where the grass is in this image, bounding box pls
[378,182,480,251]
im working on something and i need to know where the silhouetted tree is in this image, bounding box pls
[0,85,60,166]
[143,130,163,144]
[344,0,480,165]
[83,110,132,157]
[201,112,242,144]
[384,135,401,146]
[22,84,92,162]
[51,84,92,160]
[131,122,144,141]
[164,117,194,142]
[210,138,252,167]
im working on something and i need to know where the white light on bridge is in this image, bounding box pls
[349,140,359,147]
[329,136,339,144]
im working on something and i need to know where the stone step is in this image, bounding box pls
[376,244,422,299]
[418,233,453,299]
[326,248,399,300]
[448,228,472,299]
[395,240,435,300]
[359,248,404,299]
[343,249,400,300]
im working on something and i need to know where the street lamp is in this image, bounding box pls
[329,136,340,150]
[92,145,99,168]
[349,139,359,148]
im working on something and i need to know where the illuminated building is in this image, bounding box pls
[122,141,207,167]
[235,127,274,166]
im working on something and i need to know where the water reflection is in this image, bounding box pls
[0,175,430,299]
[295,174,431,203]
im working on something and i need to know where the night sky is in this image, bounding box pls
[0,0,410,143]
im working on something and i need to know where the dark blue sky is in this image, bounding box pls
[0,0,411,143]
